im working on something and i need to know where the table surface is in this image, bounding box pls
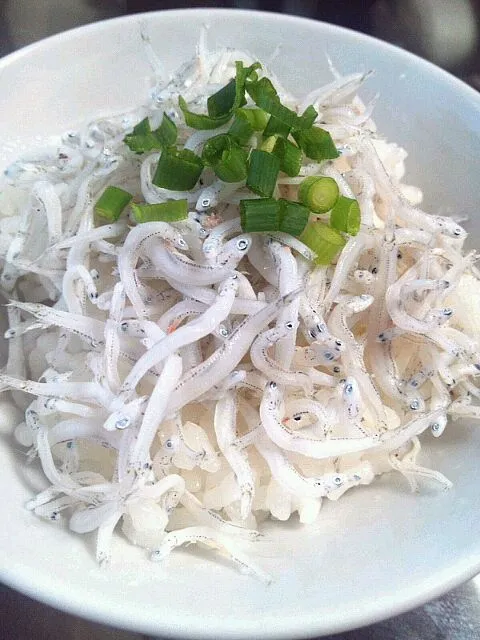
[0,1,479,638]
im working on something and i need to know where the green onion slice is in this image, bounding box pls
[179,96,232,130]
[240,198,281,232]
[207,79,238,118]
[260,135,278,153]
[228,112,255,145]
[298,176,339,213]
[263,115,291,138]
[300,221,346,265]
[132,117,150,136]
[180,61,261,130]
[330,196,361,236]
[154,112,178,148]
[246,77,317,130]
[246,149,280,198]
[94,186,132,222]
[153,147,204,190]
[236,107,269,131]
[278,199,310,237]
[124,113,177,153]
[201,134,248,182]
[273,137,302,177]
[292,126,338,161]
[131,199,188,223]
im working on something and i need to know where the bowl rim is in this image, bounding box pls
[1,7,480,639]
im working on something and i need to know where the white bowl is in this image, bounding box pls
[1,9,480,639]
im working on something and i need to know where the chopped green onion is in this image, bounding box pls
[298,176,339,213]
[201,134,248,182]
[260,135,278,153]
[94,186,132,221]
[246,77,317,130]
[300,221,346,265]
[208,79,237,118]
[297,105,319,129]
[273,137,302,177]
[153,147,204,190]
[236,107,269,131]
[179,61,260,130]
[263,115,291,138]
[246,149,280,198]
[228,112,255,144]
[179,96,232,130]
[132,117,150,136]
[278,199,310,237]
[240,198,281,232]
[124,113,177,153]
[330,196,361,236]
[154,112,178,148]
[292,126,338,161]
[131,199,188,223]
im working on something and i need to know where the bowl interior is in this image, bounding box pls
[1,9,480,639]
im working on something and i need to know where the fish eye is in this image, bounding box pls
[323,351,334,361]
[443,308,453,317]
[178,238,188,248]
[285,321,294,330]
[431,422,441,433]
[219,326,229,337]
[269,381,277,390]
[334,476,343,485]
[344,383,353,394]
[236,238,250,251]
[335,339,343,347]
[409,399,420,411]
[454,228,462,236]
[293,415,302,421]
[115,417,129,429]
[333,366,341,373]
[308,329,317,339]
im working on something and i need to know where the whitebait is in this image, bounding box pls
[1,42,474,581]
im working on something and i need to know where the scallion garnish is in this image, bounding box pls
[201,134,248,182]
[153,147,204,190]
[131,199,188,223]
[263,115,291,138]
[124,113,177,153]
[236,107,269,131]
[273,137,302,177]
[278,199,310,237]
[179,61,261,130]
[132,117,150,136]
[228,112,255,145]
[207,79,238,118]
[330,196,361,236]
[240,198,281,232]
[246,77,317,130]
[94,186,132,222]
[298,176,339,213]
[179,96,232,130]
[300,221,346,265]
[292,126,338,161]
[246,149,280,197]
[260,136,278,153]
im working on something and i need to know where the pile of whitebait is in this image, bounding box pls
[0,38,478,581]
